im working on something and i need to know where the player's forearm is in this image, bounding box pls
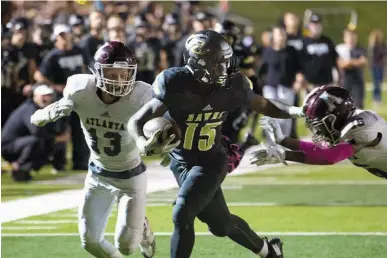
[289,140,354,165]
[250,95,297,119]
[285,150,307,163]
[128,107,151,140]
[128,98,168,140]
[280,137,302,150]
[31,98,73,127]
[261,98,303,119]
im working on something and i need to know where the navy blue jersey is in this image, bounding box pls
[153,66,255,165]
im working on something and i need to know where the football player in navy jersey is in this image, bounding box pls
[129,30,305,258]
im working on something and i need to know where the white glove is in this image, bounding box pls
[31,99,73,126]
[259,116,285,144]
[136,128,181,156]
[249,144,287,166]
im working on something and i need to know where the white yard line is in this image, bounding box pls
[146,202,386,207]
[14,220,78,224]
[224,180,387,185]
[1,151,271,223]
[2,232,387,237]
[2,226,58,230]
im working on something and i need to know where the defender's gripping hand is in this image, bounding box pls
[31,99,73,127]
[249,144,287,166]
[259,116,285,144]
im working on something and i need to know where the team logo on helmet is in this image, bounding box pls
[186,34,210,56]
[319,91,344,112]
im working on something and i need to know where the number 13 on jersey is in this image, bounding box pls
[183,121,222,151]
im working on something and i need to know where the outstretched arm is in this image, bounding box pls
[249,95,304,119]
[31,97,73,126]
[283,139,354,165]
[253,116,355,166]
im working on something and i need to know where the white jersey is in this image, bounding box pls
[63,74,152,172]
[342,109,387,178]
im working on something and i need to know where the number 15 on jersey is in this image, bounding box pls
[183,121,222,151]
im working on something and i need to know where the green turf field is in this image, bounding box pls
[2,164,387,258]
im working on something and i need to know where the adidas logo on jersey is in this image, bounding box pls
[202,105,213,111]
[100,111,110,118]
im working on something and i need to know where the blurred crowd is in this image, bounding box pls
[1,1,386,181]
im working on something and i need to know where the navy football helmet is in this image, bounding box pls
[183,30,238,88]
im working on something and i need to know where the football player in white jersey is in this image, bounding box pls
[250,85,387,180]
[31,41,164,258]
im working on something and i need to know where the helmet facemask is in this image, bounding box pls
[94,61,137,96]
[306,114,341,147]
[189,55,238,88]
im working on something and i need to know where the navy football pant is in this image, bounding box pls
[170,158,264,258]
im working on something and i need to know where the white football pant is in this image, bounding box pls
[78,171,147,257]
[263,85,296,139]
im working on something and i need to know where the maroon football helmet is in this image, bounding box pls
[92,41,137,96]
[304,85,356,146]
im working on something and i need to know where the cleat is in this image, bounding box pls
[266,237,284,258]
[139,217,156,258]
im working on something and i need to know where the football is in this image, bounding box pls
[143,117,181,144]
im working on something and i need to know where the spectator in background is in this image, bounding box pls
[78,10,105,66]
[259,26,302,140]
[338,29,367,109]
[282,12,303,139]
[260,27,272,50]
[34,24,89,171]
[300,13,338,88]
[1,17,38,126]
[128,22,156,84]
[283,12,303,51]
[106,15,126,43]
[368,29,386,106]
[69,14,85,44]
[160,13,182,70]
[34,24,86,92]
[1,85,69,181]
[174,12,213,66]
[32,21,54,66]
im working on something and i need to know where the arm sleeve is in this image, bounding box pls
[299,140,354,165]
[234,74,256,106]
[152,71,167,102]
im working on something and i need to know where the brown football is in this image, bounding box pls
[143,117,181,144]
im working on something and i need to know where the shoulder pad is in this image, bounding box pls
[63,74,95,99]
[153,67,189,99]
[341,110,381,144]
[130,81,152,105]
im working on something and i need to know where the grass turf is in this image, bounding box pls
[2,235,387,258]
[2,163,386,257]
